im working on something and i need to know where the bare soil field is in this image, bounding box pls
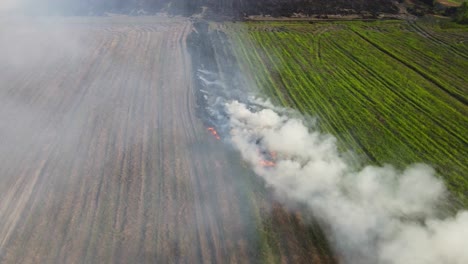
[0,17,333,263]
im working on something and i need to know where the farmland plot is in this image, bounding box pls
[223,19,468,207]
[0,17,335,263]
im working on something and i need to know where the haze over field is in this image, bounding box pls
[1,1,468,263]
[0,1,16,11]
[0,16,261,263]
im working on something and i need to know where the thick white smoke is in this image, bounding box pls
[0,0,21,12]
[226,100,468,264]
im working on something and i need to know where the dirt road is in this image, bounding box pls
[0,17,334,263]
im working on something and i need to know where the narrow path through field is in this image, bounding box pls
[407,20,468,60]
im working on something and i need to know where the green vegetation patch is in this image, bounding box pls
[223,19,468,207]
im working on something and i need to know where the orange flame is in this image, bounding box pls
[260,160,276,167]
[207,127,221,140]
[256,149,277,167]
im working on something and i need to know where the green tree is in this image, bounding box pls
[455,1,468,24]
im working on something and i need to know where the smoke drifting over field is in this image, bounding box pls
[224,100,468,264]
[0,1,18,11]
[195,57,468,263]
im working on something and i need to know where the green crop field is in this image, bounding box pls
[222,18,468,208]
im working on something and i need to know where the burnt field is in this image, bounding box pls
[0,17,334,263]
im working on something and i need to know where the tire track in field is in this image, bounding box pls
[352,29,468,106]
[407,20,468,60]
[325,37,468,156]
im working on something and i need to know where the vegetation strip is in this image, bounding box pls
[223,18,468,207]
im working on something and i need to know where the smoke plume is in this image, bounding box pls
[0,1,20,12]
[226,100,468,264]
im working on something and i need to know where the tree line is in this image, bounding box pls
[22,0,398,16]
